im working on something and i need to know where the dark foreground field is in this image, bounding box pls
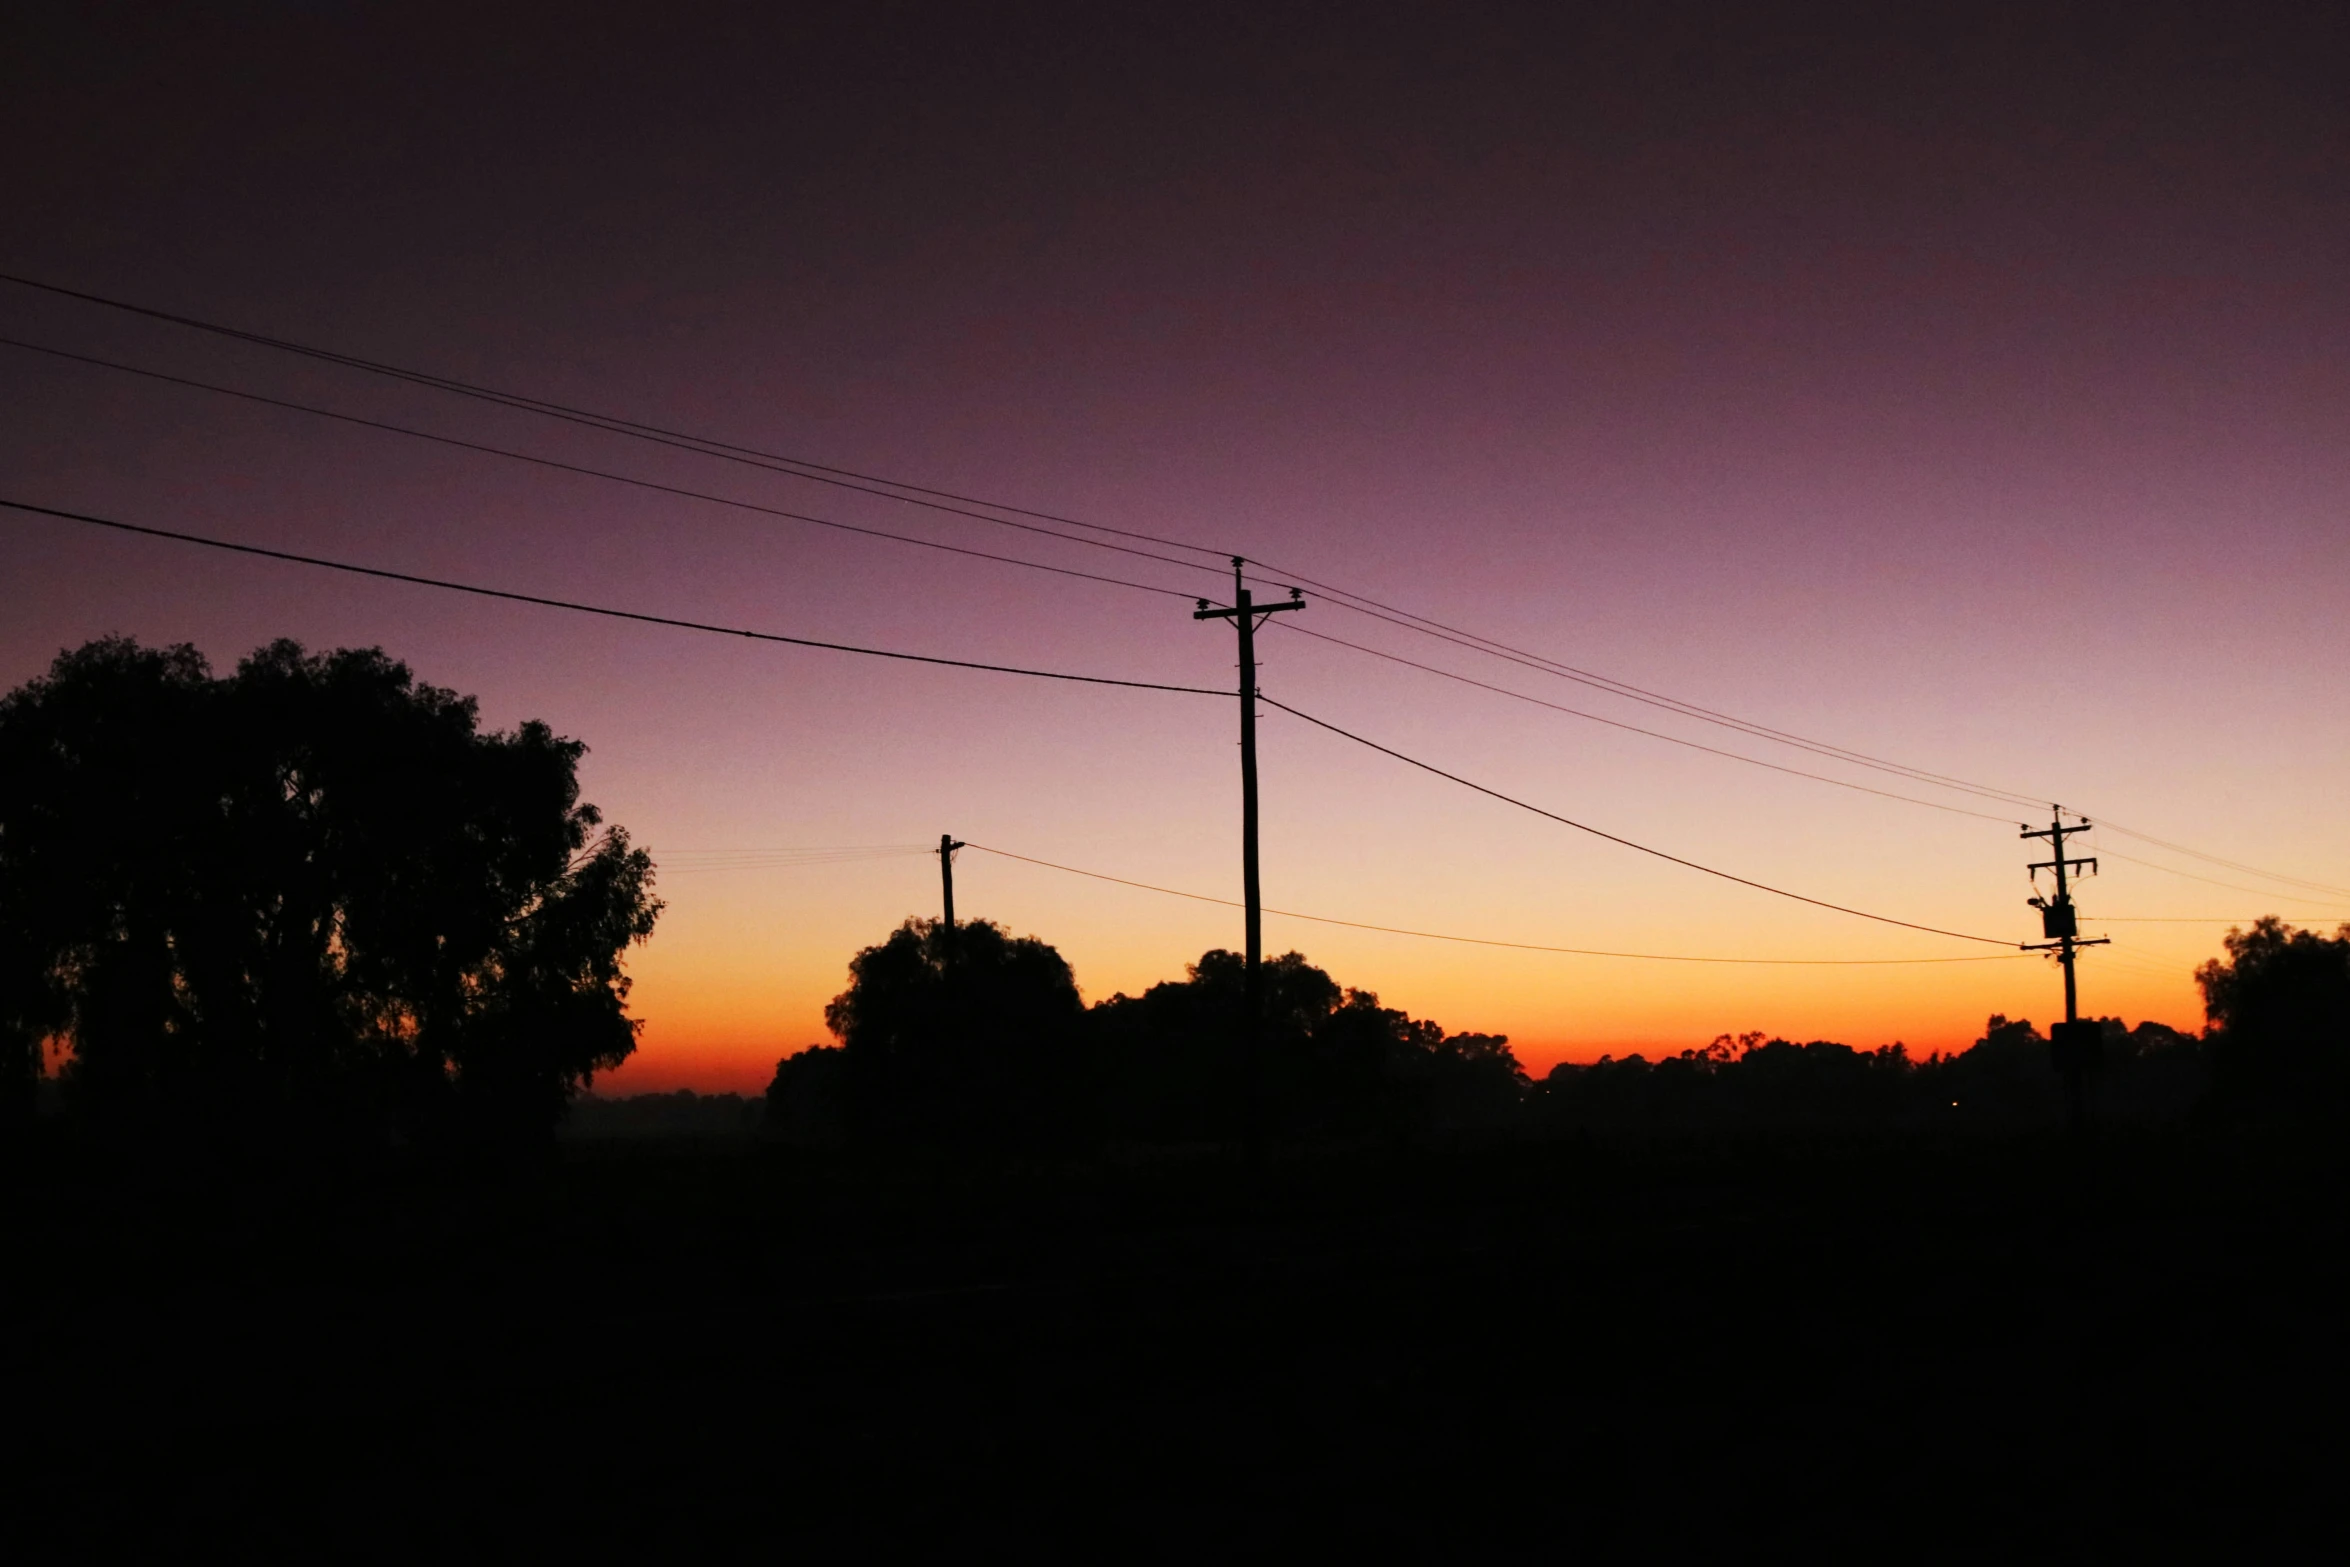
[7,1127,2344,1556]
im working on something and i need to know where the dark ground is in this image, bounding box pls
[6,1126,2343,1557]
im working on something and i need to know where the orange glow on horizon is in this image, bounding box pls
[597,878,2222,1095]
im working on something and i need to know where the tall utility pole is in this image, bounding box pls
[2022,808,2109,1133]
[938,833,966,948]
[1195,558,1305,1154]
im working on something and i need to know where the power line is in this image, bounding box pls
[0,336,1213,604]
[1274,618,2017,822]
[1258,696,2021,947]
[964,843,2028,965]
[0,272,2052,812]
[10,273,2336,895]
[0,498,1229,696]
[2094,915,2350,923]
[655,846,934,872]
[2089,821,2350,900]
[2092,846,2350,908]
[11,485,2022,953]
[2086,954,2193,985]
[659,845,932,856]
[17,301,2037,820]
[0,493,2066,945]
[1268,611,2045,811]
[0,271,1241,565]
[14,305,2049,821]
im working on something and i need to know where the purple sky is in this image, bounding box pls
[5,4,2346,1087]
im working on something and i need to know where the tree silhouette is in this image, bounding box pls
[816,917,1087,1148]
[763,1044,848,1146]
[1091,949,1335,1142]
[2198,917,2350,1111]
[1091,948,1529,1142]
[775,931,1535,1150]
[1528,1010,2217,1136]
[0,636,660,1142]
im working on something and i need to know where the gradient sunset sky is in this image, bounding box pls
[4,3,2346,1090]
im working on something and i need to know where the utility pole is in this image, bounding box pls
[938,833,965,951]
[2022,808,2109,1134]
[1195,558,1305,1156]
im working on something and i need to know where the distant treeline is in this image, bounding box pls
[766,914,2350,1149]
[1530,1016,2205,1135]
[564,1089,763,1141]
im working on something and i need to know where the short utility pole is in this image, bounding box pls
[938,833,966,951]
[1195,559,1305,1155]
[2022,808,2109,1134]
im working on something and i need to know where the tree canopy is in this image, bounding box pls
[769,929,1533,1150]
[814,916,1088,1148]
[0,636,660,1142]
[1089,948,1529,1141]
[2198,917,2350,1110]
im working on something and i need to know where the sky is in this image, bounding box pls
[4,2,2346,1091]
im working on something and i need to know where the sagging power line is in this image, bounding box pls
[1273,616,2019,822]
[2083,825,2350,901]
[1259,695,2019,946]
[6,273,2333,898]
[0,276,2063,810]
[2089,845,2350,908]
[0,336,1212,603]
[9,495,2060,984]
[0,269,1241,566]
[2098,915,2350,924]
[11,325,2058,835]
[656,845,934,873]
[960,843,2029,965]
[0,499,1226,696]
[3,495,2035,953]
[0,279,2126,811]
[17,297,2045,815]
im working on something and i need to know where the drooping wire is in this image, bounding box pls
[0,336,1213,603]
[656,847,935,872]
[0,499,1228,696]
[0,327,2054,829]
[2092,845,2350,908]
[1273,618,2016,822]
[1266,609,2046,811]
[2088,821,2350,901]
[0,273,2057,812]
[0,321,2064,825]
[8,271,2337,895]
[1257,696,2020,947]
[0,492,2027,950]
[0,271,1240,565]
[2096,916,2350,923]
[963,843,2028,965]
